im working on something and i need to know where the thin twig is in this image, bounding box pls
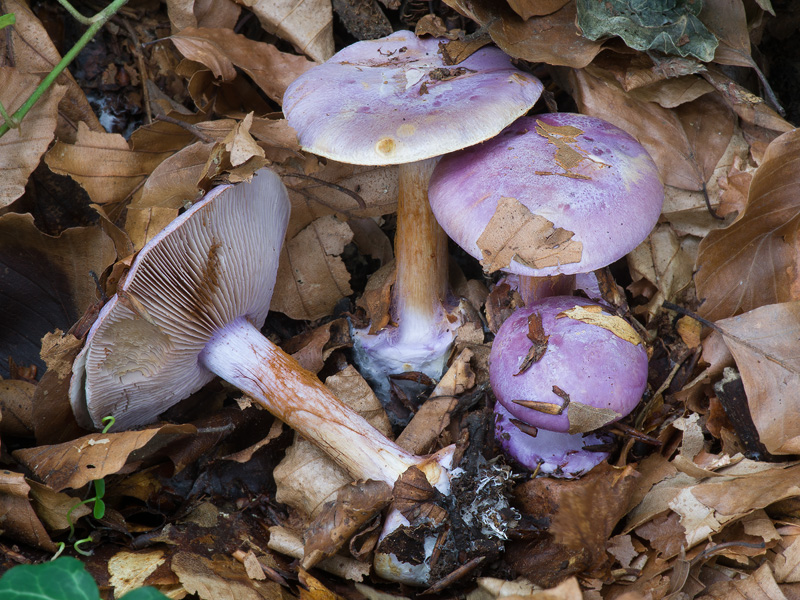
[282,172,367,210]
[154,114,212,143]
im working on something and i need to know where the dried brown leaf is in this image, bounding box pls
[696,128,800,321]
[0,214,116,378]
[698,560,784,600]
[108,550,167,598]
[716,302,800,455]
[0,69,64,208]
[627,224,695,320]
[12,423,196,492]
[27,479,91,531]
[507,0,570,19]
[477,197,582,273]
[557,305,642,345]
[171,27,316,103]
[171,552,274,600]
[45,123,173,205]
[443,0,603,67]
[272,215,354,320]
[571,68,734,191]
[0,379,35,437]
[136,141,213,210]
[246,0,334,63]
[282,318,351,374]
[0,471,57,551]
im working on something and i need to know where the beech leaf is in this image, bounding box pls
[696,128,800,321]
[245,0,334,63]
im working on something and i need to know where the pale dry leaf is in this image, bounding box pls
[166,0,198,31]
[269,526,370,582]
[171,27,316,102]
[244,0,334,62]
[476,197,582,273]
[271,215,354,320]
[567,402,621,434]
[46,123,174,205]
[626,224,695,320]
[108,550,166,598]
[2,0,101,141]
[699,0,753,68]
[717,302,800,455]
[571,68,733,192]
[136,141,214,210]
[26,479,90,531]
[171,552,268,600]
[125,206,181,252]
[0,379,35,437]
[557,305,642,345]
[194,0,241,28]
[0,69,64,208]
[627,76,715,109]
[225,113,264,167]
[273,366,391,518]
[774,535,800,583]
[698,562,785,600]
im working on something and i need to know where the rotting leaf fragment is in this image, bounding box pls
[516,312,549,374]
[557,305,642,345]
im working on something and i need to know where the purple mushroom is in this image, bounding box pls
[489,296,648,434]
[68,169,473,586]
[494,402,611,478]
[282,31,543,398]
[428,113,664,305]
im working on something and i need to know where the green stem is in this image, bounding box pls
[0,0,129,138]
[55,0,93,25]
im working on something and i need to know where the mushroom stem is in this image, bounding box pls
[517,274,576,306]
[393,158,449,343]
[199,317,450,489]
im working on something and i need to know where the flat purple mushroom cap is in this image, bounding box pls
[494,402,610,478]
[282,30,543,165]
[429,114,664,276]
[489,296,648,434]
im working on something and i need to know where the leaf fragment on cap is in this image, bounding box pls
[567,402,620,434]
[477,197,583,273]
[558,305,642,346]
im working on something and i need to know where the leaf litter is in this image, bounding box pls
[3,1,800,599]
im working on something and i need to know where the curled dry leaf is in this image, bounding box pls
[0,379,36,437]
[171,552,277,600]
[627,224,695,320]
[271,215,354,321]
[557,305,642,345]
[170,27,316,103]
[695,128,800,321]
[443,0,603,67]
[246,0,334,63]
[717,302,800,455]
[0,471,57,551]
[46,123,174,205]
[12,423,197,492]
[0,69,65,208]
[3,0,101,141]
[26,479,91,531]
[0,214,116,378]
[570,68,734,192]
[507,0,570,19]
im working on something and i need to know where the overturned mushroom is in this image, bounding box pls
[283,30,543,404]
[69,169,463,585]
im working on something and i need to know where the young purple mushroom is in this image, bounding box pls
[282,30,543,399]
[494,402,611,478]
[69,170,455,584]
[489,296,647,435]
[428,113,664,305]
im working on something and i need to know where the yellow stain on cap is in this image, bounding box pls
[376,137,396,155]
[397,123,416,137]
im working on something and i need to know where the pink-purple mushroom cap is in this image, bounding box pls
[428,113,664,277]
[494,402,610,478]
[282,30,544,165]
[489,296,648,434]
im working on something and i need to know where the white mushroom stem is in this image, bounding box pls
[393,158,449,345]
[199,316,450,490]
[517,274,576,306]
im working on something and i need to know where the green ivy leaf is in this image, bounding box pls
[0,557,168,600]
[575,0,719,62]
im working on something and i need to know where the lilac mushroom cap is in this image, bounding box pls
[428,113,664,277]
[489,296,648,434]
[282,30,544,165]
[494,402,610,478]
[70,169,290,430]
